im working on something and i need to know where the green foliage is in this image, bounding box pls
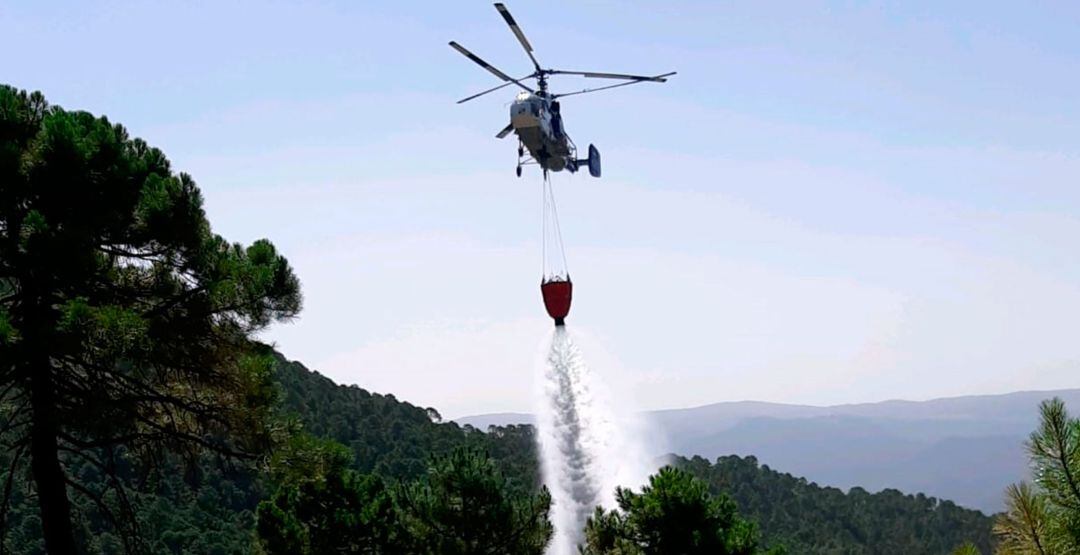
[582,466,767,555]
[675,454,994,554]
[395,447,553,554]
[995,398,1080,554]
[265,433,354,488]
[471,424,543,496]
[270,354,540,490]
[129,458,260,555]
[272,355,472,479]
[257,435,401,554]
[952,542,983,555]
[255,441,552,555]
[0,83,300,552]
[0,445,261,554]
[0,352,546,553]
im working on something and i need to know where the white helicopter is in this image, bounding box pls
[450,3,675,178]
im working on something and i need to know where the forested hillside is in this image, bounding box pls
[273,356,995,553]
[676,455,993,554]
[0,351,537,553]
[1,352,993,553]
[271,353,541,491]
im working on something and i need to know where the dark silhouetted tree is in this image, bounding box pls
[0,84,301,552]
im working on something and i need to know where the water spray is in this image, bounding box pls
[534,326,654,554]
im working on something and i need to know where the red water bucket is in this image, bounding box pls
[541,278,572,326]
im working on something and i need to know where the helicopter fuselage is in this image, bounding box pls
[510,91,575,172]
[451,3,671,178]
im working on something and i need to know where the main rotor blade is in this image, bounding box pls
[494,3,542,73]
[458,80,517,104]
[553,74,675,99]
[448,41,534,93]
[496,123,514,139]
[548,70,677,82]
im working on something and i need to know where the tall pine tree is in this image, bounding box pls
[0,85,301,552]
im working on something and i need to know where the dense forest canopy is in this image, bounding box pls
[675,455,993,554]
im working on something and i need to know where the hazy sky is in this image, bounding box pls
[4,1,1080,418]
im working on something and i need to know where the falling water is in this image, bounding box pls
[535,327,650,555]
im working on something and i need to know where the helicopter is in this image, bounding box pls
[450,3,675,178]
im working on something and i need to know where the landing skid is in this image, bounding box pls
[515,139,540,178]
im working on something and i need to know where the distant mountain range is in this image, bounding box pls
[456,389,1080,513]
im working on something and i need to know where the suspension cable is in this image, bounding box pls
[541,172,569,281]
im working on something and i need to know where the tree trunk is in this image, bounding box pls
[28,359,77,553]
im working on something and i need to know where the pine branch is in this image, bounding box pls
[63,476,137,553]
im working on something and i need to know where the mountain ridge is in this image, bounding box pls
[457,388,1080,426]
[456,388,1080,512]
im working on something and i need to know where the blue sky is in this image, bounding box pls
[4,1,1080,417]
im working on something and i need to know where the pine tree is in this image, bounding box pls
[995,398,1080,554]
[582,466,773,555]
[0,85,301,552]
[257,435,401,554]
[396,447,553,554]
